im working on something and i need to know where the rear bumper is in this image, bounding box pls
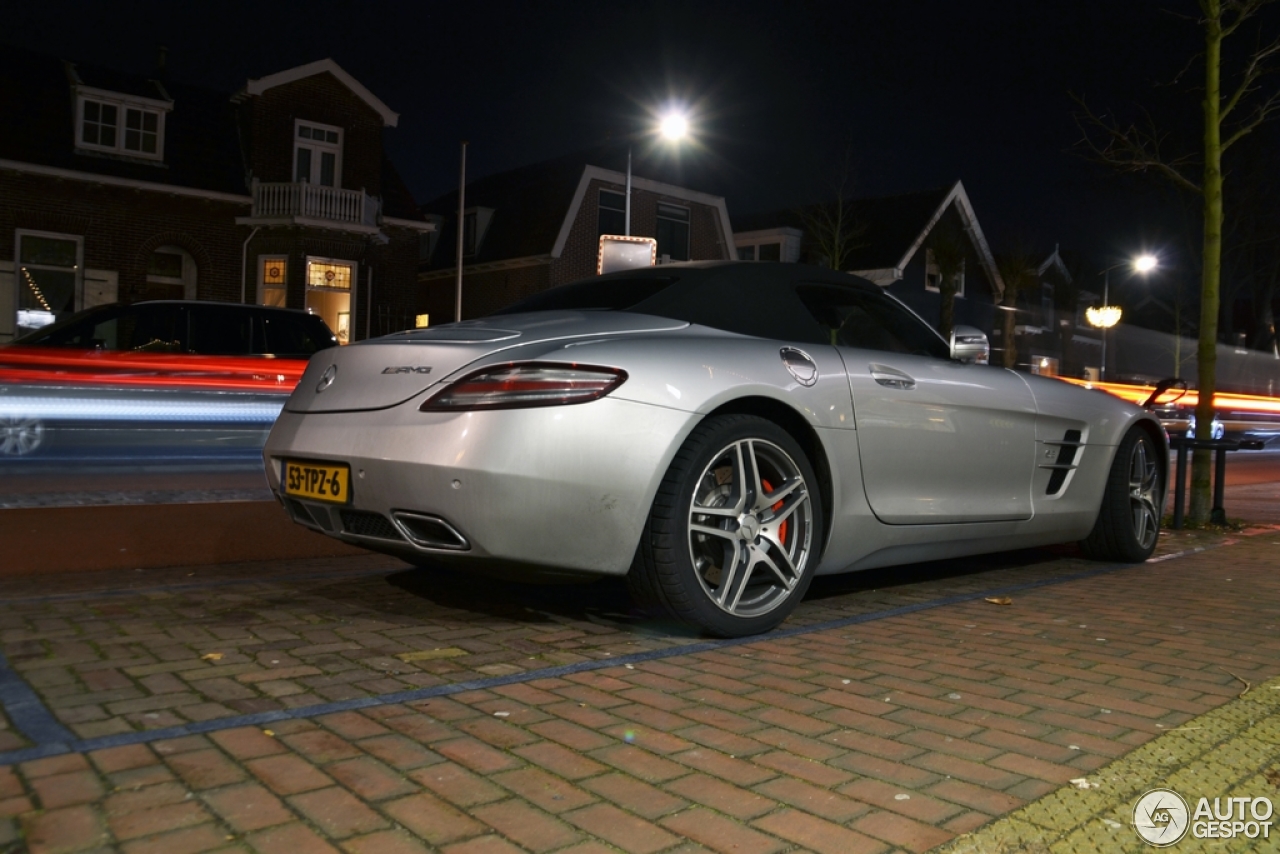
[263,397,693,575]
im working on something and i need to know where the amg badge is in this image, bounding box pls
[382,366,433,374]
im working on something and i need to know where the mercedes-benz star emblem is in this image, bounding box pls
[316,364,338,393]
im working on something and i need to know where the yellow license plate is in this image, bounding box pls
[283,460,351,504]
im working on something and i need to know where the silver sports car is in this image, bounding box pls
[264,262,1167,637]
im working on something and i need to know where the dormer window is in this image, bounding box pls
[294,120,342,187]
[76,91,168,160]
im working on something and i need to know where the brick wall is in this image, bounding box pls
[0,171,247,302]
[549,178,728,286]
[248,73,386,196]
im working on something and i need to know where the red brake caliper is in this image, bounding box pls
[760,479,788,543]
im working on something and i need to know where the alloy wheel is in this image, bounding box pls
[1128,435,1160,551]
[686,437,814,618]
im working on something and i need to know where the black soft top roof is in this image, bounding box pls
[493,262,886,344]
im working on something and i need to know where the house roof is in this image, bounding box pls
[245,58,399,127]
[421,144,734,272]
[734,181,1004,298]
[0,46,248,197]
[1,48,426,227]
[734,185,951,271]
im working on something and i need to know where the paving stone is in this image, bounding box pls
[2,522,1278,854]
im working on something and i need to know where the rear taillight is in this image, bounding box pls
[419,362,627,411]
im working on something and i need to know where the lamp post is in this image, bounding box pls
[1086,254,1157,381]
[624,110,690,237]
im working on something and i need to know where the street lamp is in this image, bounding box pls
[1087,254,1158,381]
[625,108,690,236]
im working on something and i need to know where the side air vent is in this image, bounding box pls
[1043,429,1083,495]
[339,510,404,541]
[391,512,470,551]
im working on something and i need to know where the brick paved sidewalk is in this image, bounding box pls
[1,524,1277,853]
[940,675,1280,853]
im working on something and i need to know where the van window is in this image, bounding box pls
[188,306,253,355]
[260,314,329,356]
[128,305,188,353]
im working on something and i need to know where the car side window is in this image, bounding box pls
[795,284,950,359]
[38,314,118,348]
[261,315,326,356]
[189,306,253,355]
[129,305,188,353]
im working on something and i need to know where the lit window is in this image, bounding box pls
[16,231,81,336]
[259,255,288,307]
[307,261,352,290]
[77,95,166,160]
[305,257,355,345]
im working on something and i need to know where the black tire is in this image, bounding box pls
[1080,427,1163,562]
[628,414,824,637]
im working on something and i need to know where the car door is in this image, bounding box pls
[796,283,1037,525]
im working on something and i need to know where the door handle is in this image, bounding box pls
[869,363,916,390]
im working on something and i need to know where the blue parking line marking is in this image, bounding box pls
[0,563,404,606]
[0,545,1215,767]
[0,651,75,748]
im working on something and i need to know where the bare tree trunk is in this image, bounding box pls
[1002,307,1018,368]
[1190,2,1225,525]
[939,282,957,341]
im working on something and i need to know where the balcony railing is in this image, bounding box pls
[250,180,379,228]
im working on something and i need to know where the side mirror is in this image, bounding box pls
[950,325,990,364]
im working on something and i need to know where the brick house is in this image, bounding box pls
[418,147,735,321]
[733,181,1005,340]
[0,48,431,345]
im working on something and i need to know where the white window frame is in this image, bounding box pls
[597,189,626,237]
[258,254,289,307]
[924,250,966,298]
[305,255,357,345]
[146,245,197,300]
[15,228,84,327]
[293,119,344,187]
[655,202,691,263]
[74,88,169,161]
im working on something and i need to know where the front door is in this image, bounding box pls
[305,258,353,344]
[845,351,1037,523]
[794,282,1037,525]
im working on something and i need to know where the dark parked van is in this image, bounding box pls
[14,301,337,357]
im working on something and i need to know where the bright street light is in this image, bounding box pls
[1089,254,1159,380]
[659,111,689,140]
[625,109,692,236]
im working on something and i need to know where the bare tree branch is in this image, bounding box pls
[1220,32,1280,122]
[1070,94,1203,194]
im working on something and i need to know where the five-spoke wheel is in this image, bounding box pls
[629,415,823,637]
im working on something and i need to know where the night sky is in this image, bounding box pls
[6,0,1262,292]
